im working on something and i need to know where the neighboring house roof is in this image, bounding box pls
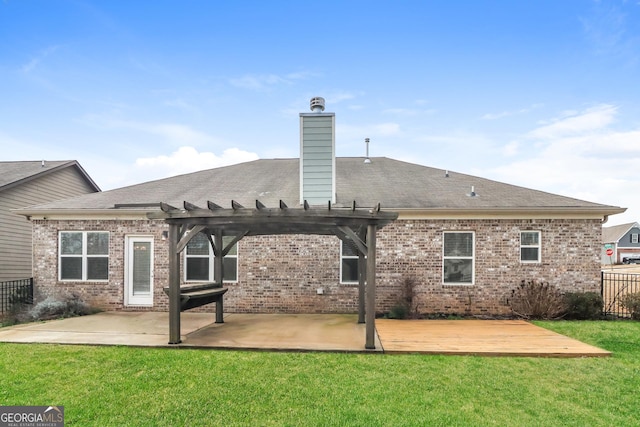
[0,160,101,193]
[16,157,624,220]
[602,222,640,243]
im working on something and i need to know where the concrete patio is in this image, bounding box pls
[0,312,611,357]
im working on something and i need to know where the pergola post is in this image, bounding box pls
[365,224,377,349]
[168,223,181,344]
[213,229,224,323]
[357,252,366,324]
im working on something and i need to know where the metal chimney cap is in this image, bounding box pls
[364,137,371,163]
[310,97,325,112]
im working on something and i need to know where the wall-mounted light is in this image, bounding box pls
[161,231,169,240]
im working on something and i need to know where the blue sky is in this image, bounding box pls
[1,0,639,225]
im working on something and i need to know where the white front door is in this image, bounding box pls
[125,236,154,306]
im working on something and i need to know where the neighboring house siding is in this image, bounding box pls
[0,168,98,281]
[619,227,640,248]
[617,226,640,263]
[32,217,602,316]
[0,188,32,281]
[601,224,640,264]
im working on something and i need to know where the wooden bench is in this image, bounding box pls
[163,283,228,323]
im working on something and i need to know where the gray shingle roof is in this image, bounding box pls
[0,160,100,192]
[602,222,640,243]
[20,157,623,216]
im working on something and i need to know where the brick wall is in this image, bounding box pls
[231,234,357,313]
[375,219,603,316]
[32,219,169,312]
[32,217,602,316]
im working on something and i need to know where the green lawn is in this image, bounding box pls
[1,321,638,426]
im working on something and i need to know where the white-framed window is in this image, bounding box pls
[520,231,541,263]
[59,231,109,281]
[340,240,360,284]
[631,233,639,244]
[443,231,474,285]
[184,233,238,282]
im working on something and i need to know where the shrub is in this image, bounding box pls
[388,304,408,319]
[508,279,566,320]
[29,293,96,321]
[564,292,604,320]
[388,275,420,319]
[620,293,640,320]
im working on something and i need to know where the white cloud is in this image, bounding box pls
[527,104,617,139]
[135,146,259,179]
[141,123,211,143]
[503,141,519,157]
[374,123,401,136]
[483,104,640,225]
[581,129,640,154]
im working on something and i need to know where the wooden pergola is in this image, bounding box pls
[148,200,398,349]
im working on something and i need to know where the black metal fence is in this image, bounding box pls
[601,272,640,318]
[0,278,34,315]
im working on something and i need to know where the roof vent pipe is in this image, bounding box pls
[364,138,371,163]
[470,186,476,197]
[310,97,325,112]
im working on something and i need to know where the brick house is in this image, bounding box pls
[16,99,625,318]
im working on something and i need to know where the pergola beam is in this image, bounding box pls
[336,226,367,255]
[221,230,249,257]
[184,201,202,211]
[176,224,206,253]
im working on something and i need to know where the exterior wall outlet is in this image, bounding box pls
[316,288,324,295]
